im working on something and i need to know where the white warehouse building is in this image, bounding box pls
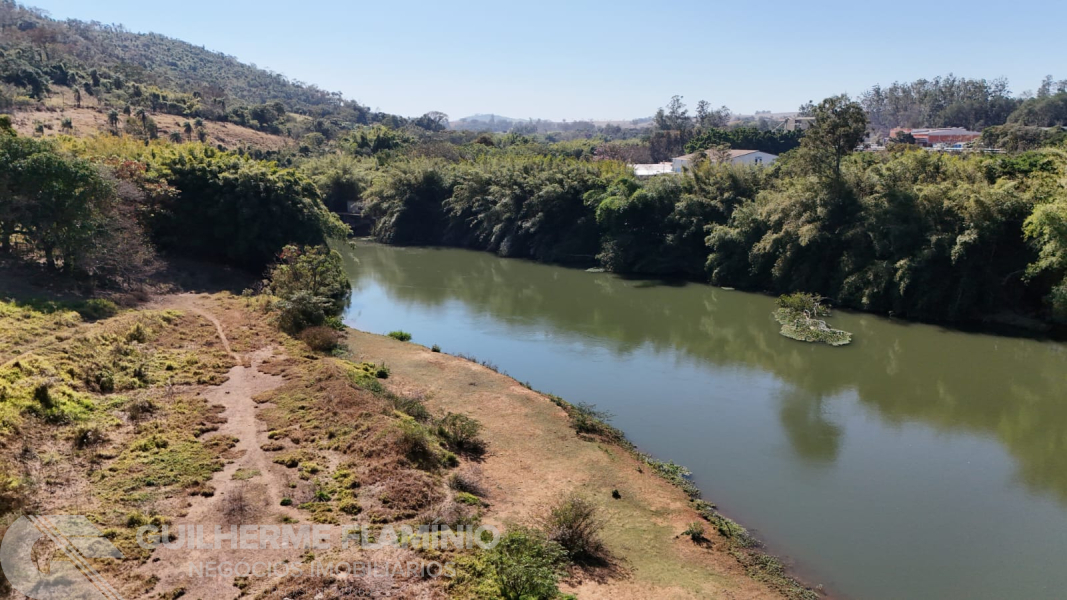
[672,149,778,172]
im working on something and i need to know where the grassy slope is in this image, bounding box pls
[0,290,802,599]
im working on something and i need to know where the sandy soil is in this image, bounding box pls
[139,295,296,599]
[10,102,292,151]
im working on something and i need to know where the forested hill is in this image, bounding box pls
[0,0,393,136]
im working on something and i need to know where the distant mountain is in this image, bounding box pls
[455,114,524,124]
[450,114,526,131]
[451,114,656,133]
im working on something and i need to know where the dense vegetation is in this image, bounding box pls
[2,0,1066,327]
[0,120,345,286]
[341,97,1067,325]
[860,74,1067,133]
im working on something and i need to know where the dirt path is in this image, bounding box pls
[349,331,784,600]
[141,296,295,600]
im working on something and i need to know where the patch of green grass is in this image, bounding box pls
[92,395,235,505]
[338,499,362,515]
[387,330,412,342]
[232,468,261,481]
[454,492,481,507]
[272,450,308,469]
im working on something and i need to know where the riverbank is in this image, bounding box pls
[0,289,815,599]
[347,328,819,599]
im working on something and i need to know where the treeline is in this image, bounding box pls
[684,127,804,156]
[348,97,1067,324]
[0,117,345,288]
[860,74,1067,133]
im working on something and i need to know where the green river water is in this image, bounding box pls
[338,241,1067,600]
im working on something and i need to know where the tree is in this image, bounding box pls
[168,131,183,143]
[413,111,449,132]
[695,100,731,129]
[107,110,119,129]
[267,245,351,332]
[695,100,710,126]
[1024,194,1067,321]
[73,88,81,108]
[145,145,347,269]
[799,95,868,178]
[13,149,115,272]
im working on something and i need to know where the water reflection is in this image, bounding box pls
[338,243,1067,506]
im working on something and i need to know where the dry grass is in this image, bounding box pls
[9,105,293,151]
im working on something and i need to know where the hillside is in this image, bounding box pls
[0,0,394,144]
[7,88,292,150]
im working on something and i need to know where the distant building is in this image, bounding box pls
[631,163,675,177]
[781,116,816,132]
[672,149,778,172]
[889,127,981,147]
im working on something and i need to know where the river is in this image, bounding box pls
[337,240,1067,600]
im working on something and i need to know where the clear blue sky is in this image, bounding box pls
[24,0,1067,121]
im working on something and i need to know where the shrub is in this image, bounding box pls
[268,245,351,334]
[124,397,157,421]
[0,468,28,515]
[299,326,341,352]
[394,417,440,469]
[449,470,487,497]
[570,402,623,441]
[125,322,149,343]
[224,486,253,523]
[86,365,115,393]
[683,522,707,543]
[773,293,851,347]
[539,495,608,564]
[374,363,390,379]
[489,527,567,600]
[338,500,362,515]
[391,393,431,422]
[72,425,107,450]
[437,413,486,455]
[313,487,331,502]
[75,299,119,321]
[280,498,293,507]
[276,291,335,335]
[387,330,412,342]
[431,344,441,352]
[776,292,827,317]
